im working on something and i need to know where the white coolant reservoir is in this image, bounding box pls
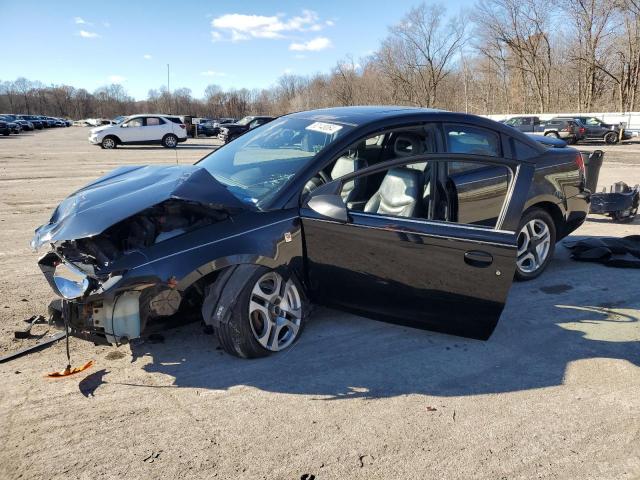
[102,291,142,344]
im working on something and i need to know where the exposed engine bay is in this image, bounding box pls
[53,200,229,273]
[40,199,231,344]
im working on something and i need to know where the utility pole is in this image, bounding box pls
[167,63,171,114]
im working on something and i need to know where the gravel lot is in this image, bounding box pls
[0,127,639,480]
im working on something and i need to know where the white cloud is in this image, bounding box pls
[108,75,126,84]
[143,54,152,60]
[200,70,226,77]
[210,9,327,42]
[289,37,331,52]
[74,16,89,25]
[78,30,100,38]
[283,68,294,74]
[103,21,111,28]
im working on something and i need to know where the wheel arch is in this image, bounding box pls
[521,200,565,239]
[103,134,121,144]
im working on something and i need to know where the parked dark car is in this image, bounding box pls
[18,115,44,129]
[208,118,235,136]
[1,114,34,131]
[0,120,10,136]
[196,120,217,136]
[558,116,632,144]
[3,119,22,134]
[218,115,274,143]
[33,107,589,358]
[502,116,546,133]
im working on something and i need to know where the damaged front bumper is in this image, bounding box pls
[39,251,180,345]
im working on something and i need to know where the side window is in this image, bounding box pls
[340,160,434,220]
[444,124,501,157]
[338,159,511,229]
[145,117,162,126]
[125,118,143,128]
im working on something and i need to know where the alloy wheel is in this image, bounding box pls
[249,271,302,352]
[102,138,115,149]
[517,219,551,274]
[164,135,177,147]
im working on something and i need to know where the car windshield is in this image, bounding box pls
[197,116,354,208]
[236,116,255,126]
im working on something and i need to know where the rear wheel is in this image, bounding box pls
[210,267,306,358]
[162,134,178,148]
[515,208,556,281]
[101,136,117,149]
[604,132,618,144]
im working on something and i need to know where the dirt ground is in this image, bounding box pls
[0,127,638,480]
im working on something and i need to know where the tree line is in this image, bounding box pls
[2,0,639,119]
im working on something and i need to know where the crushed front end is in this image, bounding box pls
[32,164,247,345]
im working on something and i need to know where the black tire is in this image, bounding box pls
[515,208,557,281]
[544,131,560,139]
[566,137,577,145]
[101,136,117,149]
[604,132,618,144]
[208,266,308,359]
[162,134,178,148]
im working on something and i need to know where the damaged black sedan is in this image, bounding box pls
[33,107,589,358]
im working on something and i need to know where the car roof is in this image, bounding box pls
[125,113,179,118]
[287,106,443,125]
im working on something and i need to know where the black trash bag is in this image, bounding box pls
[563,235,640,268]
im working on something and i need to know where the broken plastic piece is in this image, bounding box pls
[47,360,94,378]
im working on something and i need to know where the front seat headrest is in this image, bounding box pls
[394,134,425,157]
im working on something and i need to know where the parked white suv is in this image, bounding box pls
[89,114,188,149]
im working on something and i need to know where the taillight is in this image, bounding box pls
[179,124,185,129]
[575,152,585,174]
[579,127,585,134]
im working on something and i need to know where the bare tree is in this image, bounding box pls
[376,3,467,107]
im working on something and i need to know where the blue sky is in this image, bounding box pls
[0,0,474,100]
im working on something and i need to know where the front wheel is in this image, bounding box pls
[101,136,117,149]
[515,208,556,281]
[604,132,619,144]
[208,267,307,358]
[162,134,178,148]
[544,131,560,139]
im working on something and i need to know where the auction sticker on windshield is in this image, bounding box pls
[305,122,343,135]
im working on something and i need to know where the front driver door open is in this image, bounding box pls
[300,156,535,340]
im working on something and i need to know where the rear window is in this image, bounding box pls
[165,117,182,124]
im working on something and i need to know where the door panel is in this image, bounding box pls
[302,212,517,339]
[300,160,534,340]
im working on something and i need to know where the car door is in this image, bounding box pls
[582,117,603,139]
[143,116,166,141]
[299,125,534,339]
[119,117,144,142]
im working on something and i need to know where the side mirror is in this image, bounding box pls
[306,193,348,223]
